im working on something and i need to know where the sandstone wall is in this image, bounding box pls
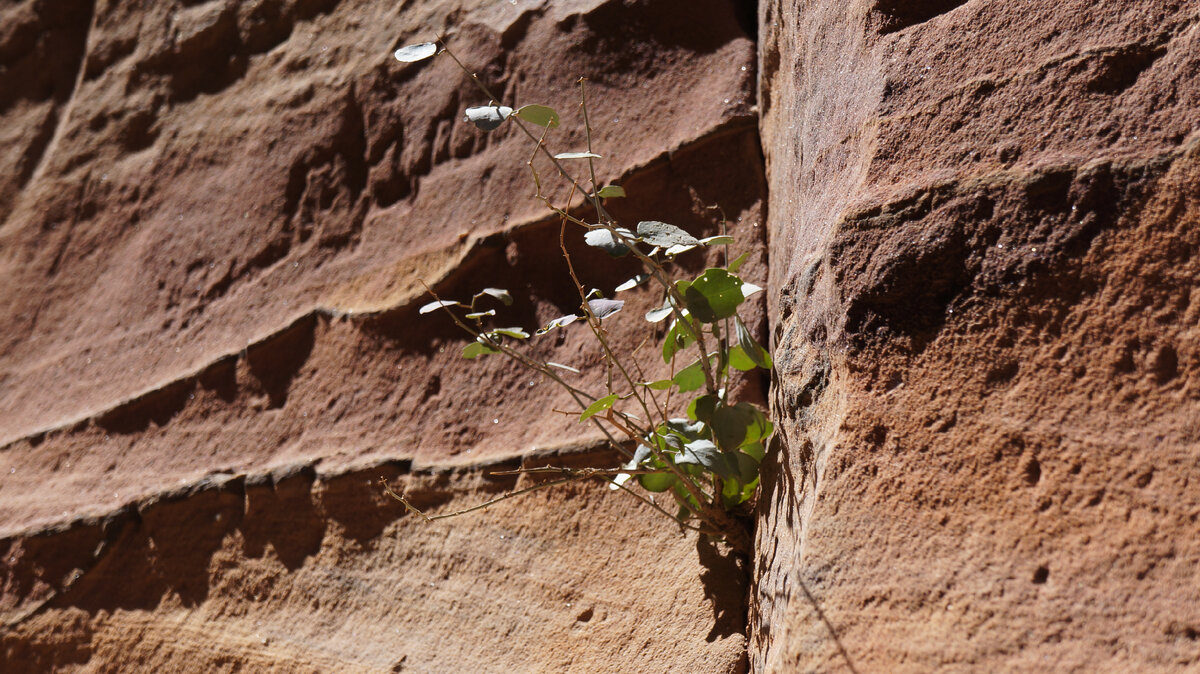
[0,1,764,670]
[755,0,1200,671]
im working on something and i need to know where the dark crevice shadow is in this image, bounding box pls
[696,535,750,643]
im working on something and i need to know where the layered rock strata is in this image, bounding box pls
[755,1,1200,670]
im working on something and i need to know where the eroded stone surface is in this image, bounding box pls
[755,1,1200,671]
[0,0,763,669]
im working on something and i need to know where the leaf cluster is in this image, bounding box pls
[396,38,773,550]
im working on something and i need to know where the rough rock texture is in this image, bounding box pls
[754,0,1200,671]
[0,0,763,669]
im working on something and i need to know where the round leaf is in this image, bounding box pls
[464,106,514,131]
[462,341,499,359]
[638,472,676,492]
[515,104,560,128]
[672,357,708,393]
[597,185,626,198]
[683,268,745,323]
[687,394,719,423]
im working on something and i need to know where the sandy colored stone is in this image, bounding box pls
[0,0,763,670]
[754,0,1200,671]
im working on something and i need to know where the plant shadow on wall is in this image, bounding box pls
[379,38,774,561]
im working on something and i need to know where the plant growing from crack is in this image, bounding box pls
[382,37,773,552]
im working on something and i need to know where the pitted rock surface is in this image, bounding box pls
[0,0,762,670]
[755,1,1200,671]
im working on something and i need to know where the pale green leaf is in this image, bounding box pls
[490,327,529,339]
[579,393,619,422]
[727,251,750,273]
[515,104,560,128]
[462,341,500,359]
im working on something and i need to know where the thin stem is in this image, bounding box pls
[420,280,634,459]
[381,476,586,521]
[490,465,673,477]
[603,476,714,535]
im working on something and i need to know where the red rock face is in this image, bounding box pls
[755,0,1200,671]
[0,0,763,669]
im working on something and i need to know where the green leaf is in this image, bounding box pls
[394,42,438,62]
[554,151,601,159]
[584,228,631,257]
[464,106,513,131]
[683,268,745,323]
[638,471,676,492]
[672,358,707,393]
[643,379,674,390]
[464,310,496,319]
[490,327,529,339]
[579,393,619,422]
[687,394,719,422]
[741,441,765,462]
[735,317,772,369]
[462,341,500,359]
[710,400,748,448]
[636,221,700,248]
[615,274,650,292]
[597,185,626,198]
[699,235,734,246]
[480,288,513,305]
[734,451,760,485]
[676,440,736,479]
[727,251,750,273]
[727,346,757,372]
[515,104,559,128]
[419,300,460,314]
[662,314,696,363]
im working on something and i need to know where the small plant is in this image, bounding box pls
[383,37,773,553]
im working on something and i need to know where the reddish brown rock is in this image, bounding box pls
[0,0,763,669]
[755,0,1200,671]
